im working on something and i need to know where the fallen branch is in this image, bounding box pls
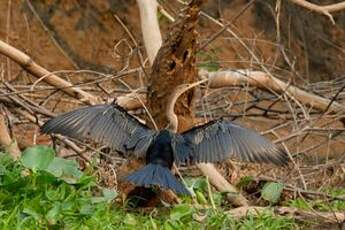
[227,206,345,224]
[198,163,249,206]
[202,69,345,114]
[112,68,345,116]
[0,40,99,105]
[116,92,146,110]
[290,0,345,24]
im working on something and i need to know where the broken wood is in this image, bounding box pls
[0,111,21,159]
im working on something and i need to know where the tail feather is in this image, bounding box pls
[124,164,190,195]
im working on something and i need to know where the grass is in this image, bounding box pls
[0,146,303,229]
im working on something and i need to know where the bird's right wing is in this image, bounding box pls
[173,119,288,166]
[41,104,155,158]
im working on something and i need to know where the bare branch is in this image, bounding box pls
[136,0,162,65]
[290,0,345,24]
[198,163,249,206]
[202,69,345,114]
[0,40,99,105]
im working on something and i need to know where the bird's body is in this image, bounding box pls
[145,130,174,168]
[41,103,289,195]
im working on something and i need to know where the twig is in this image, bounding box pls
[199,0,256,50]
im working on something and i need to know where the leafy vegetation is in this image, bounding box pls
[261,182,284,204]
[0,146,300,229]
[288,188,345,212]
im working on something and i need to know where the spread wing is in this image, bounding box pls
[41,104,155,158]
[173,119,288,166]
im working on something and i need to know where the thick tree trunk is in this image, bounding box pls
[147,0,205,132]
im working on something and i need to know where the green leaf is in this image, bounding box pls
[261,182,284,204]
[102,188,118,202]
[22,207,42,220]
[195,191,207,205]
[170,204,193,221]
[192,177,208,192]
[45,157,82,184]
[237,176,254,189]
[124,213,137,226]
[91,188,118,204]
[21,146,55,171]
[46,202,61,224]
[79,203,94,216]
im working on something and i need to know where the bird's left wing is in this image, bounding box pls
[173,119,288,166]
[41,104,155,158]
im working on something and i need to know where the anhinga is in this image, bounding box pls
[41,83,289,195]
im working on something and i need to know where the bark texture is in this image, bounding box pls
[147,0,206,132]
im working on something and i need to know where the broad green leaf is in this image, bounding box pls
[170,204,193,221]
[45,157,82,184]
[192,177,208,192]
[21,146,55,171]
[261,182,284,204]
[102,188,118,202]
[79,203,94,216]
[91,188,118,204]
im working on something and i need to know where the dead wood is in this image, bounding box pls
[147,0,203,131]
[203,69,345,114]
[0,40,99,105]
[0,110,21,159]
[290,0,345,24]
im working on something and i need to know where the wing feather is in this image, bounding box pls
[41,104,155,157]
[176,118,288,166]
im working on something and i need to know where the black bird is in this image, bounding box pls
[41,103,288,195]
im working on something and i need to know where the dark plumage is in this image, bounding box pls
[41,104,289,195]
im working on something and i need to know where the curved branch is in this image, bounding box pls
[203,69,344,114]
[290,0,345,24]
